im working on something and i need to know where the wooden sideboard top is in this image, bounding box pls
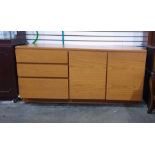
[16,44,146,52]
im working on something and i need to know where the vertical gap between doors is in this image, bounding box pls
[68,51,70,100]
[105,52,108,100]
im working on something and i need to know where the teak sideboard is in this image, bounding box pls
[15,45,147,103]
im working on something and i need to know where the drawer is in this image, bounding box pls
[17,64,68,78]
[18,78,68,99]
[16,49,68,63]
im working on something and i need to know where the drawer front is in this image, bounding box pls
[16,49,68,63]
[17,64,68,78]
[18,78,68,99]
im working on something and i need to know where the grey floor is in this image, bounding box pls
[0,101,155,123]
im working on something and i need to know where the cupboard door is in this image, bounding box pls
[69,51,107,100]
[106,51,146,101]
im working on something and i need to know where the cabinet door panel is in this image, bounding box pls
[69,51,107,100]
[106,51,146,101]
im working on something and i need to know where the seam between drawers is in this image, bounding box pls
[17,62,68,65]
[18,77,68,79]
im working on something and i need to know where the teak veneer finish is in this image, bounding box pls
[16,44,146,52]
[18,78,68,99]
[106,51,147,101]
[69,51,107,100]
[16,45,146,103]
[17,64,68,78]
[16,49,68,64]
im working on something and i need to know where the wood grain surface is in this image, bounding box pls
[17,64,68,78]
[18,78,68,99]
[69,51,107,100]
[106,51,146,101]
